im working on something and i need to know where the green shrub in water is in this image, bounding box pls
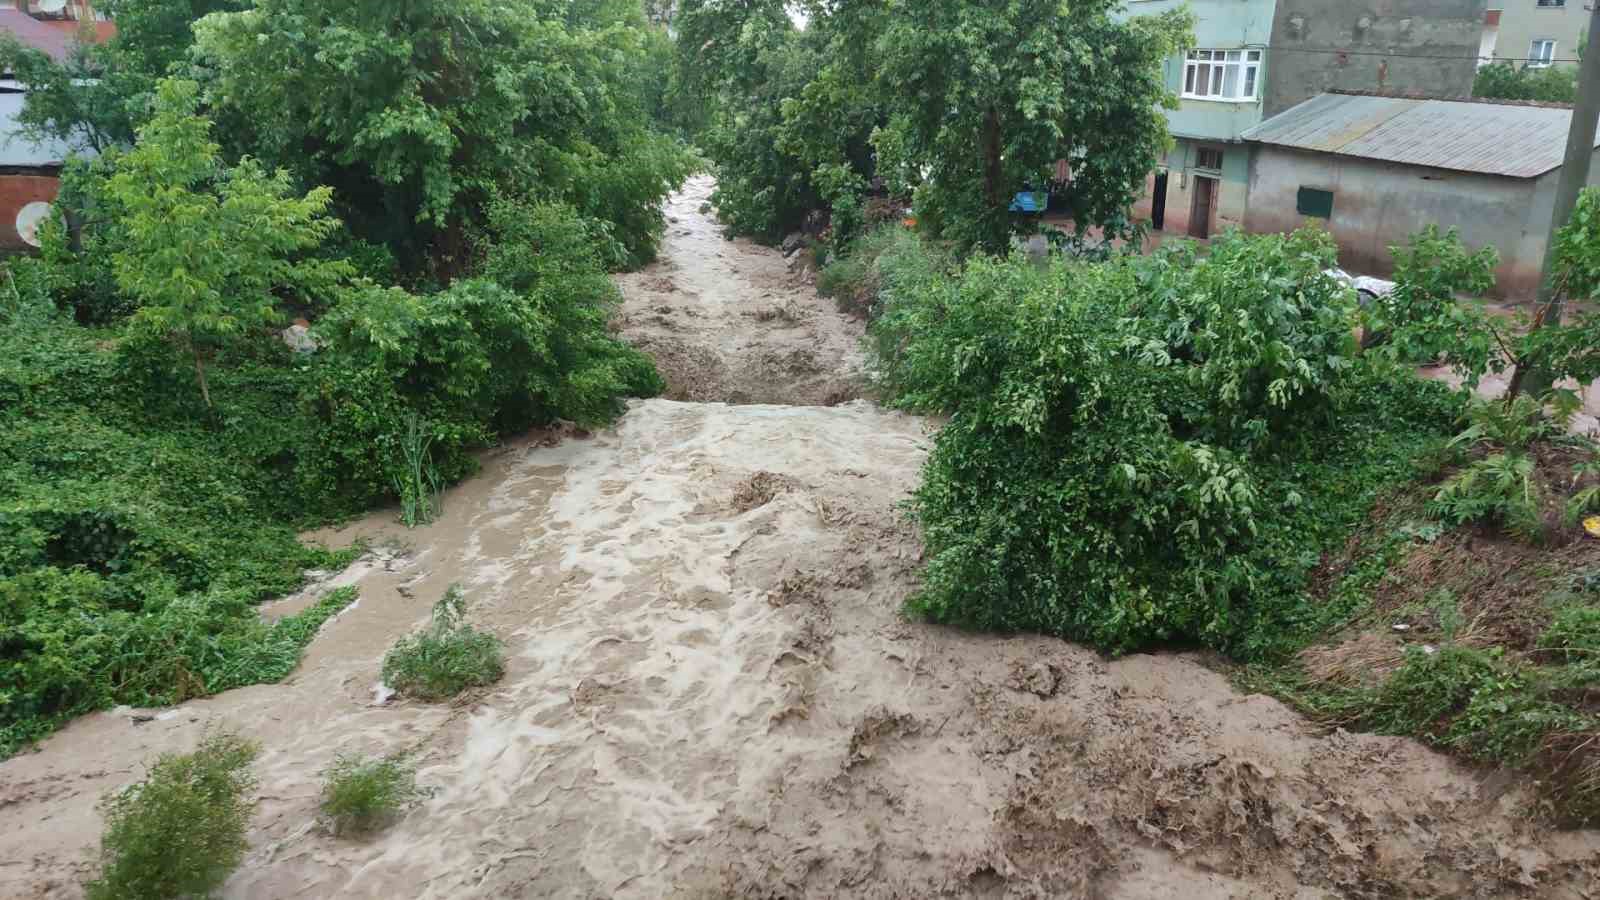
[319,752,425,837]
[381,586,505,701]
[85,730,259,900]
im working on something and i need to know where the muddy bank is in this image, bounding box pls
[5,182,1600,899]
[614,176,868,407]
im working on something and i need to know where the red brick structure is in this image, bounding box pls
[0,3,113,249]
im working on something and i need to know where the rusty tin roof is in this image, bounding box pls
[1241,92,1600,179]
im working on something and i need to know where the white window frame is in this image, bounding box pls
[1182,49,1263,103]
[1529,39,1557,68]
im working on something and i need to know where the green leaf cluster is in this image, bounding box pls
[854,226,1458,656]
[677,0,1192,256]
[1474,61,1578,104]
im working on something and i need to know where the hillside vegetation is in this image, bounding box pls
[0,0,691,755]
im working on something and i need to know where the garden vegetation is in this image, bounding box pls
[0,0,691,756]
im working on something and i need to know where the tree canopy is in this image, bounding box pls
[679,0,1192,255]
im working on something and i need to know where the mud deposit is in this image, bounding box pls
[6,183,1600,899]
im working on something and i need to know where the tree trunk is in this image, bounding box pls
[1504,301,1553,404]
[982,108,1003,211]
[193,347,213,410]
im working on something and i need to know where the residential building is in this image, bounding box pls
[1122,0,1484,240]
[1242,91,1600,298]
[0,2,111,250]
[1488,1,1587,69]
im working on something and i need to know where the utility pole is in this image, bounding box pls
[1535,3,1600,324]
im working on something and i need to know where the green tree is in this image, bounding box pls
[873,0,1192,254]
[1473,61,1577,103]
[192,0,694,277]
[676,0,829,239]
[108,79,348,408]
[0,1,244,152]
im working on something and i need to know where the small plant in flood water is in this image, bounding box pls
[393,413,443,528]
[85,729,259,900]
[381,585,504,700]
[319,752,425,837]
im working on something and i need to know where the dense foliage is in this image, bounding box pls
[679,0,1192,254]
[192,0,696,277]
[873,0,1189,253]
[843,225,1459,657]
[85,730,259,900]
[1474,61,1578,104]
[2,1,687,756]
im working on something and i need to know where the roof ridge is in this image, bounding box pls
[1326,88,1574,110]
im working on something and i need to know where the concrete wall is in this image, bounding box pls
[1494,1,1588,68]
[1264,0,1488,117]
[1243,145,1600,298]
[1134,139,1254,236]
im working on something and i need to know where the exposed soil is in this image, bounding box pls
[6,182,1600,899]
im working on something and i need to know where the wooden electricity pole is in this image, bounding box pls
[1536,3,1600,323]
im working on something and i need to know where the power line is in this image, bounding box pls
[1223,45,1586,64]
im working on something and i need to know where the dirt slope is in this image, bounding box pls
[4,181,1600,899]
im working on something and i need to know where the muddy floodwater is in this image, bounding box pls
[5,177,1600,898]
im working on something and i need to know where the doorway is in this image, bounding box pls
[1189,175,1216,239]
[1151,172,1168,231]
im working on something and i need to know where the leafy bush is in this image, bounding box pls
[85,730,259,900]
[382,586,505,701]
[1132,229,1356,451]
[1540,605,1600,661]
[817,225,949,319]
[867,227,1458,656]
[1430,453,1543,541]
[105,79,350,409]
[1362,225,1498,368]
[1474,61,1577,103]
[319,752,425,837]
[192,0,695,276]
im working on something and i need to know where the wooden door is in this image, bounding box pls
[1151,172,1168,231]
[1189,176,1214,239]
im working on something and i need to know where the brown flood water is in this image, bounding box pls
[4,177,1599,898]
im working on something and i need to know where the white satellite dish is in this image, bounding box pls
[34,0,69,14]
[16,201,55,248]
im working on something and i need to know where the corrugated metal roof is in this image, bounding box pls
[1240,92,1600,179]
[0,91,93,166]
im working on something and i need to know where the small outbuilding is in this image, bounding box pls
[1241,91,1600,299]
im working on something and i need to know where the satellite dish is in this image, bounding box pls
[34,0,69,14]
[16,201,55,248]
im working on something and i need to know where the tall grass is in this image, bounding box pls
[393,413,443,528]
